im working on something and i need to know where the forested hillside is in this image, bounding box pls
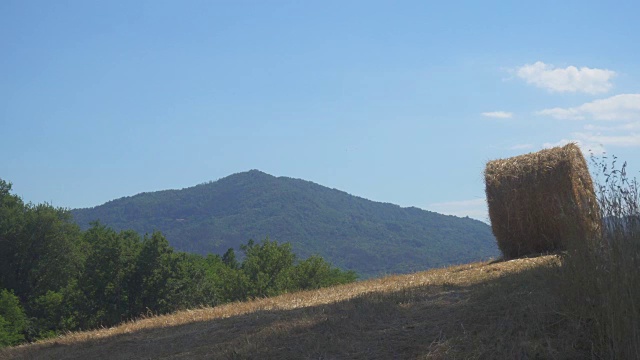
[0,178,355,348]
[73,170,499,277]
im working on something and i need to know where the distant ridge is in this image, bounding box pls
[72,170,499,277]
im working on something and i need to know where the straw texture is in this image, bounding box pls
[484,143,600,258]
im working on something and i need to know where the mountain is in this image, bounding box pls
[71,170,499,277]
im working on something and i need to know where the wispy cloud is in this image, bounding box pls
[538,107,583,120]
[510,143,534,150]
[538,94,640,153]
[482,111,513,119]
[584,122,640,132]
[573,132,640,147]
[538,94,640,121]
[542,137,606,155]
[428,198,488,223]
[516,61,616,94]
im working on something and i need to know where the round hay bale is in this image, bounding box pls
[484,143,600,258]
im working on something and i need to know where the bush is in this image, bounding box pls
[0,289,28,348]
[240,239,297,298]
[294,255,357,290]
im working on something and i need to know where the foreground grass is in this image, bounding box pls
[2,255,586,359]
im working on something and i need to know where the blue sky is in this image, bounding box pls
[2,0,639,222]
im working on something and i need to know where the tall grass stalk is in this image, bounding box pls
[562,155,640,359]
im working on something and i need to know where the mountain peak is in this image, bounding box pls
[243,169,270,176]
[72,173,498,277]
[221,169,275,181]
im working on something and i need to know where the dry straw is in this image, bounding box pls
[484,143,600,258]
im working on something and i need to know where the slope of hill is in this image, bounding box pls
[72,170,498,277]
[3,256,586,359]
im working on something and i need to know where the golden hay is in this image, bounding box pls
[484,143,600,258]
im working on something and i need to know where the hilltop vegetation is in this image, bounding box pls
[0,179,355,348]
[72,170,499,277]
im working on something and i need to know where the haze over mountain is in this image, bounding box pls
[72,170,499,277]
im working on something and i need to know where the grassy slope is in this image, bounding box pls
[2,255,584,360]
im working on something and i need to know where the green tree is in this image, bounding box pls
[240,238,296,298]
[219,263,250,303]
[129,232,178,316]
[76,224,141,328]
[0,289,28,348]
[222,248,239,270]
[0,178,85,341]
[2,202,84,301]
[169,253,222,309]
[293,255,358,290]
[29,288,78,339]
[0,179,25,292]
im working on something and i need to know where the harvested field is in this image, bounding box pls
[3,255,589,359]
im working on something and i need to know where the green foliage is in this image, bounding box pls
[0,199,84,302]
[240,239,296,298]
[293,255,358,290]
[72,170,499,278]
[218,262,251,303]
[222,248,239,270]
[217,238,359,300]
[76,224,141,328]
[30,289,77,339]
[166,252,222,310]
[0,289,28,348]
[21,205,84,296]
[129,232,179,315]
[0,179,25,292]
[0,177,84,341]
[0,178,356,348]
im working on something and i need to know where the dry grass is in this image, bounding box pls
[559,156,640,359]
[485,143,600,258]
[2,255,588,360]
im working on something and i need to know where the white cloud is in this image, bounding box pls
[516,61,616,94]
[482,111,513,119]
[509,143,534,150]
[584,122,640,132]
[542,128,640,155]
[538,107,585,120]
[538,94,640,121]
[573,132,640,147]
[428,198,489,223]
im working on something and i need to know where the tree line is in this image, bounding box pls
[0,179,357,347]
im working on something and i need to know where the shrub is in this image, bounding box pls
[0,289,28,348]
